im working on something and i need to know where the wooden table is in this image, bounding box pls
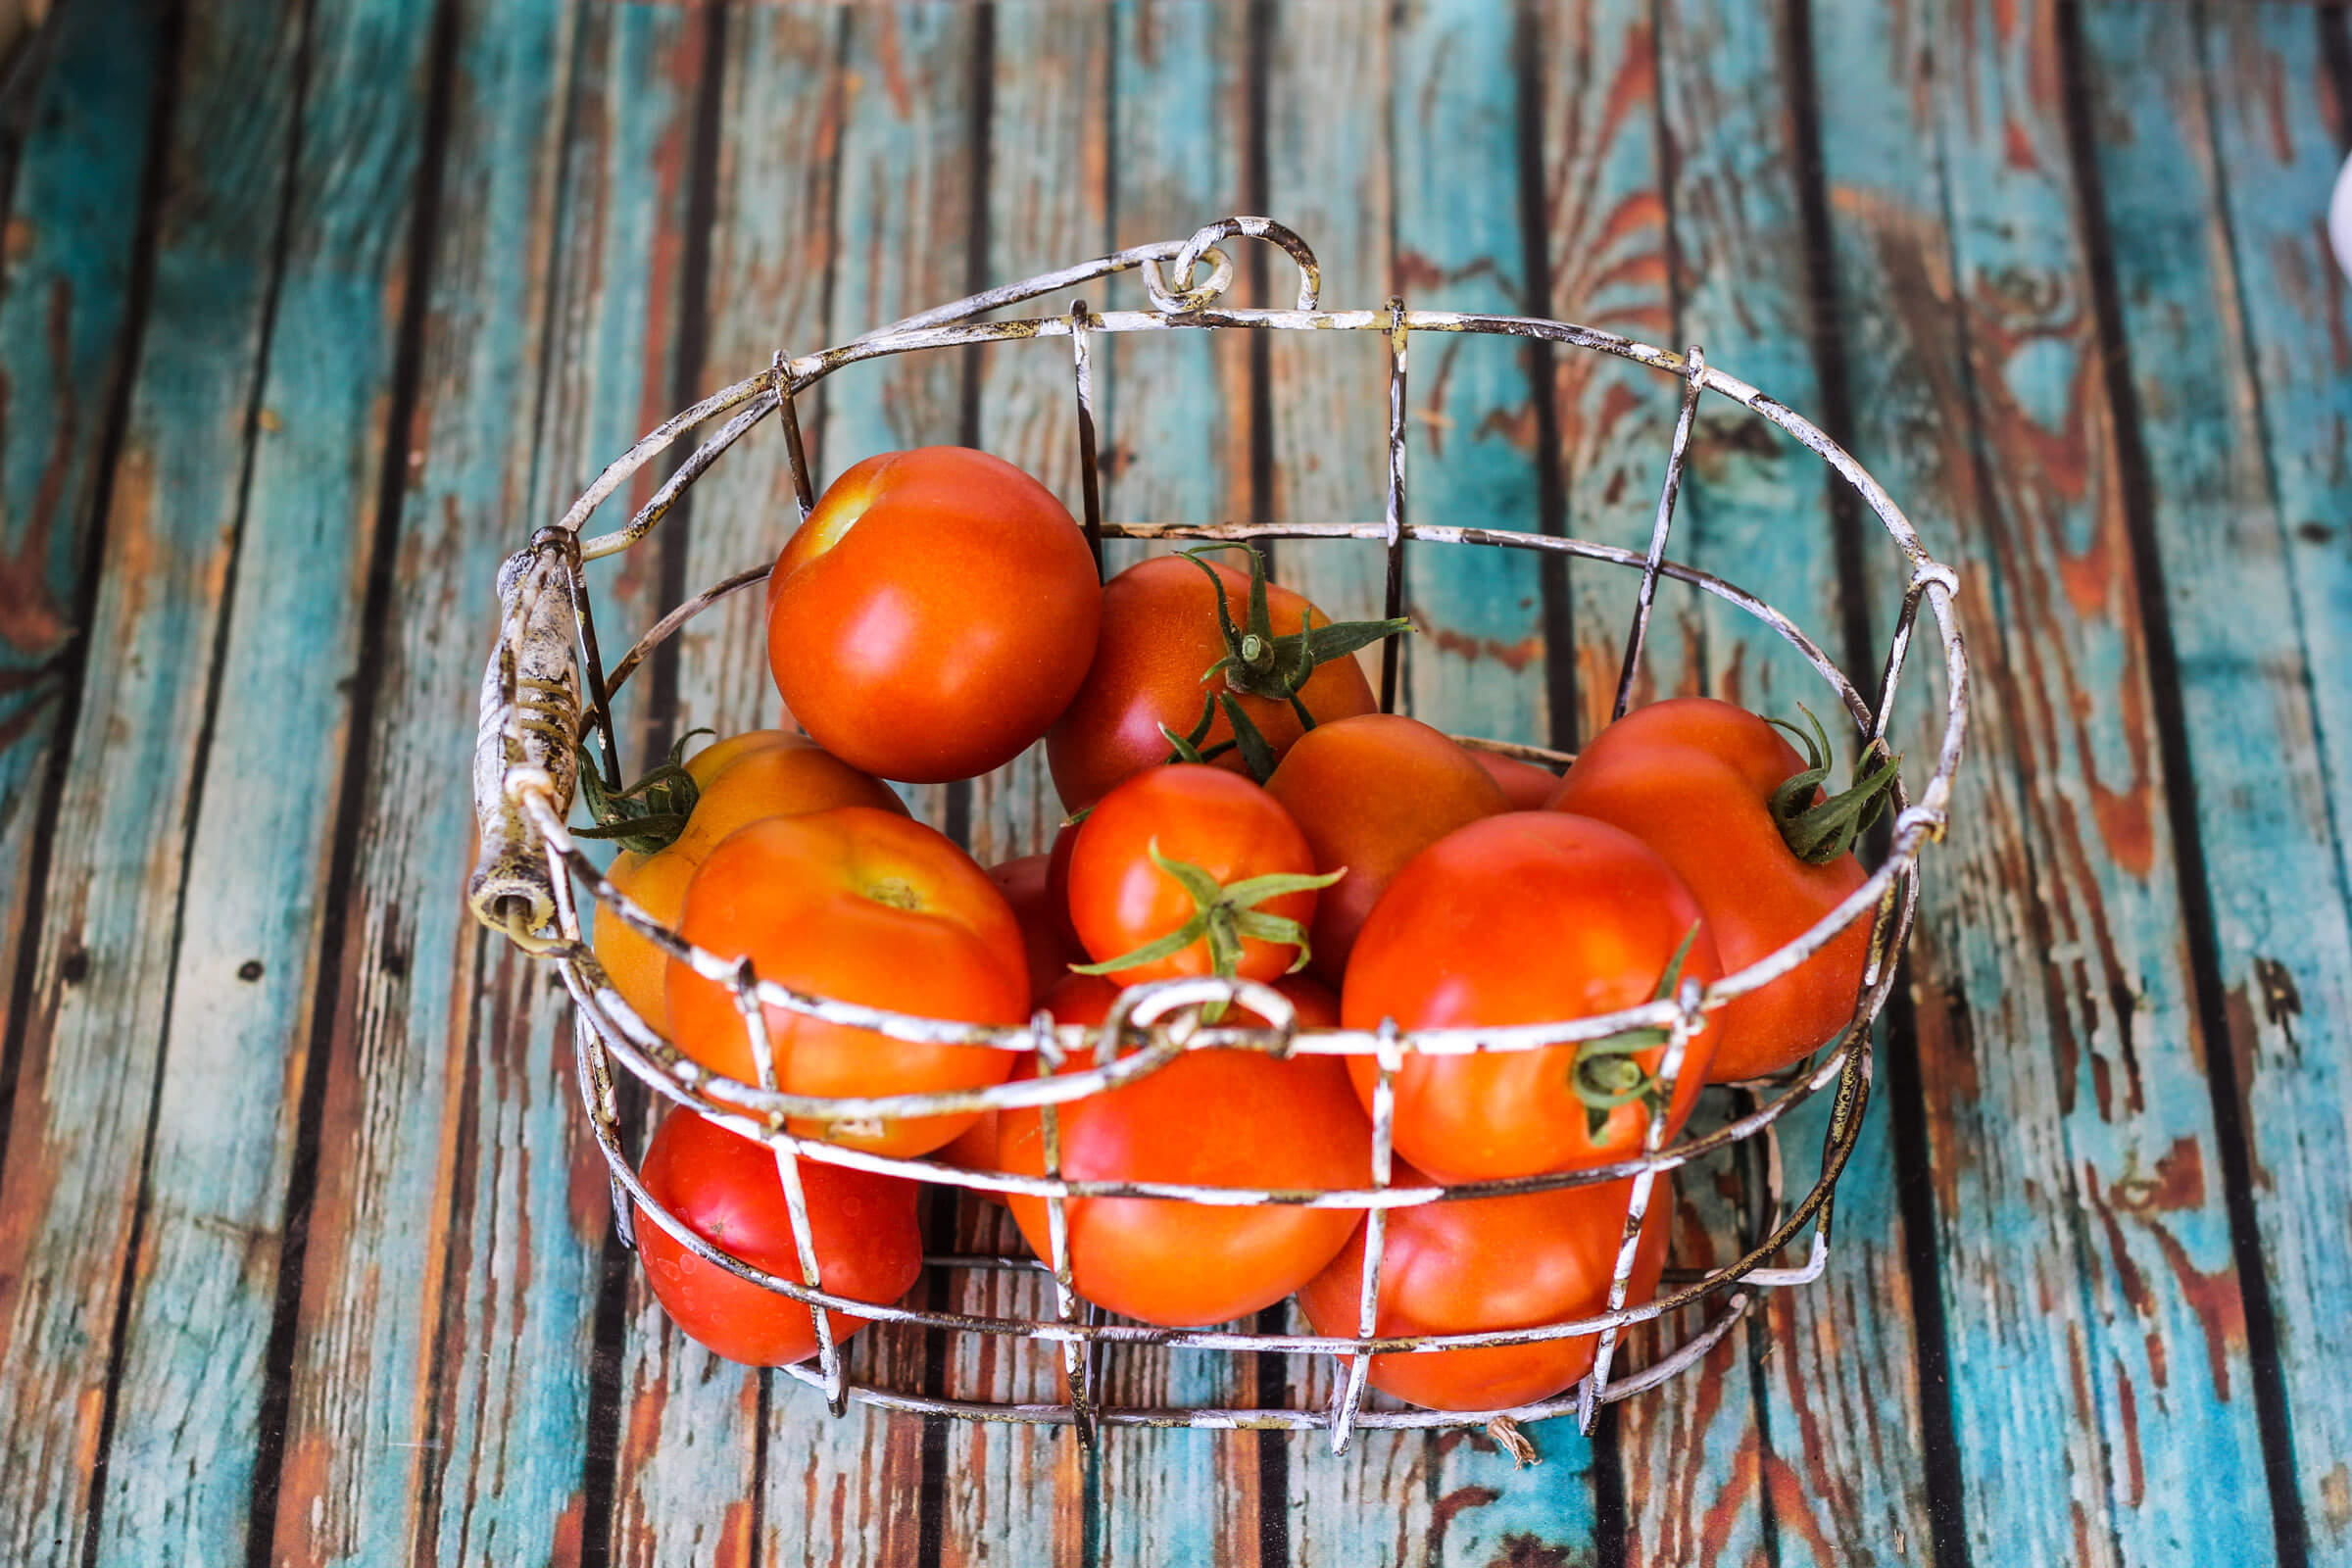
[2,1,2346,1563]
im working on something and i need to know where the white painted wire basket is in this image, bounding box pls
[466,217,1968,1451]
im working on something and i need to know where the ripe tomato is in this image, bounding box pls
[1549,698,1888,1081]
[1471,749,1565,811]
[1263,714,1508,985]
[766,447,1102,783]
[637,1107,923,1366]
[1046,552,1384,810]
[1066,764,1332,985]
[1297,1160,1671,1411]
[666,807,1028,1156]
[989,846,1086,1007]
[592,730,904,1033]
[995,973,1373,1325]
[1341,813,1722,1180]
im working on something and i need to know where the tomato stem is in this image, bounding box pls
[572,728,710,856]
[1069,838,1345,1016]
[1568,922,1699,1140]
[1175,543,1412,706]
[1765,705,1901,865]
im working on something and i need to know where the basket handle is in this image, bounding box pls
[467,534,584,947]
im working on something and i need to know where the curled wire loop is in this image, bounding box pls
[470,217,1968,1447]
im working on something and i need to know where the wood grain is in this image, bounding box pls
[2080,2,2352,1554]
[0,0,166,1078]
[0,2,303,1562]
[262,3,581,1561]
[1810,0,2276,1559]
[90,0,437,1560]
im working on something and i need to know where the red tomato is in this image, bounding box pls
[1066,764,1326,985]
[766,447,1102,783]
[989,850,1087,1007]
[636,1107,924,1366]
[1263,714,1509,985]
[1046,554,1380,810]
[592,731,904,1034]
[1341,813,1722,1179]
[1471,749,1565,811]
[996,973,1372,1325]
[1549,698,1883,1081]
[1297,1160,1671,1411]
[667,807,1028,1156]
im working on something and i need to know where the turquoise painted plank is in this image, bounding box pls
[430,8,714,1567]
[91,0,435,1560]
[745,8,988,1562]
[1391,0,1550,750]
[1811,0,2276,1560]
[0,2,304,1563]
[1092,5,1266,1562]
[2082,3,2352,1551]
[611,8,841,1564]
[1102,0,1253,574]
[1628,0,1938,1561]
[0,0,165,1028]
[1533,0,1679,743]
[1263,0,1394,658]
[259,3,583,1562]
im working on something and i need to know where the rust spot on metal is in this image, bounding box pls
[1486,1534,1575,1568]
[1761,1448,1841,1565]
[1424,625,1542,673]
[271,1429,333,1566]
[2002,115,2035,172]
[1428,1486,1501,1557]
[2113,1138,2204,1216]
[2115,1361,2144,1507]
[2084,1166,2152,1319]
[550,1489,586,1568]
[714,1497,755,1568]
[2253,955,2300,1046]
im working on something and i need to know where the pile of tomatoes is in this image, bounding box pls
[587,446,1897,1414]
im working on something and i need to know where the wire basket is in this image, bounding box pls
[466,217,1969,1452]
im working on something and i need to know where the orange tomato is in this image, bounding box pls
[666,808,1028,1156]
[1470,748,1565,811]
[1263,714,1509,985]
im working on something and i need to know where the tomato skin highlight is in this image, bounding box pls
[1066,764,1321,985]
[666,807,1029,1156]
[997,974,1373,1326]
[1341,812,1722,1180]
[1263,714,1509,986]
[766,447,1103,784]
[1471,749,1565,811]
[636,1107,924,1367]
[1046,554,1378,811]
[1296,1161,1671,1411]
[590,730,903,1034]
[1547,697,1871,1081]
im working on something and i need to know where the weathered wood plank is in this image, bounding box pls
[0,0,167,1059]
[424,8,716,1566]
[0,2,305,1562]
[2077,2,2352,1553]
[261,3,582,1561]
[89,0,436,1560]
[1391,0,1550,747]
[1810,0,2277,1559]
[1621,0,1941,1561]
[1534,0,1678,743]
[608,8,840,1566]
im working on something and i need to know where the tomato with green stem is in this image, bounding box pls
[1296,1159,1672,1411]
[1066,764,1340,989]
[995,973,1372,1326]
[666,807,1027,1156]
[1546,697,1897,1081]
[1045,544,1408,810]
[636,1107,924,1367]
[1340,811,1723,1180]
[583,729,904,1033]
